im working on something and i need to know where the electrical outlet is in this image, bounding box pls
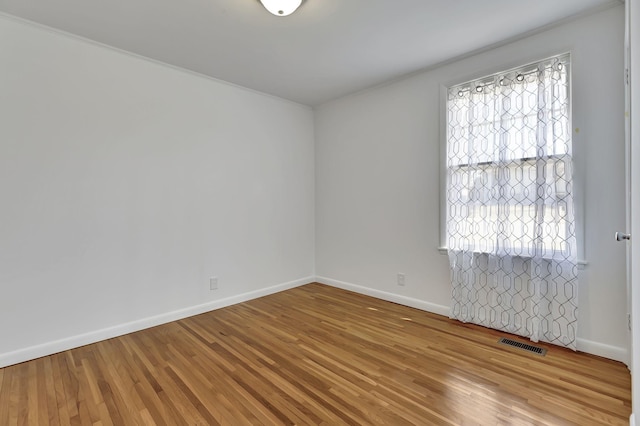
[397,273,405,286]
[210,277,218,290]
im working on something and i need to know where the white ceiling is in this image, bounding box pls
[0,0,619,105]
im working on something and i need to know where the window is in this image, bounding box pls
[444,54,578,261]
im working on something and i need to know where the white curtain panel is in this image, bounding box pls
[446,54,579,350]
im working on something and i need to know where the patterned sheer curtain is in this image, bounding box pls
[446,54,579,350]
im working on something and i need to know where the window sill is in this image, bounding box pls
[437,247,588,270]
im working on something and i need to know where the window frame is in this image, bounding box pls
[438,52,587,266]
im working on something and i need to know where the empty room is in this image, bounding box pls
[2,0,640,424]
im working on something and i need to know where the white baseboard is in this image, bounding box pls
[630,413,635,426]
[3,275,627,367]
[315,276,451,317]
[576,338,628,364]
[315,275,628,364]
[0,276,313,368]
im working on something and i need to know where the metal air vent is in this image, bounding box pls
[498,337,547,356]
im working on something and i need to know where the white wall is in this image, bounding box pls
[315,5,628,361]
[0,14,315,366]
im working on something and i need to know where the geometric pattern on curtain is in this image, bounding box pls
[446,54,579,350]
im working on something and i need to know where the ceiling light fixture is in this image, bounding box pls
[259,0,303,17]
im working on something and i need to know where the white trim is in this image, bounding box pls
[0,276,313,368]
[315,276,450,317]
[576,338,628,364]
[0,12,311,111]
[315,275,627,363]
[436,247,589,269]
[630,413,636,426]
[0,274,626,367]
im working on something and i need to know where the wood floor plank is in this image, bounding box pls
[41,357,60,426]
[0,283,631,425]
[49,354,71,426]
[0,366,10,426]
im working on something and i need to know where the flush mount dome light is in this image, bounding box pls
[259,0,303,16]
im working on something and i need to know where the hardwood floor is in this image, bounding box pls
[0,283,631,425]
